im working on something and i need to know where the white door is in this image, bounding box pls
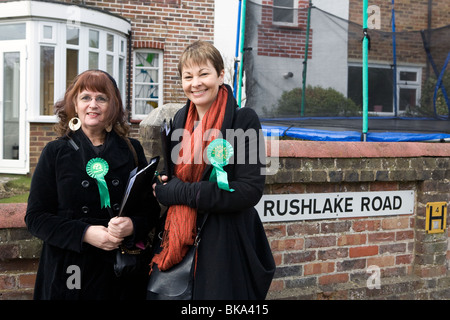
[0,43,27,174]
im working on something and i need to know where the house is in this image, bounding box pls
[0,0,239,175]
[243,0,450,117]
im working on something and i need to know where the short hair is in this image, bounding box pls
[178,40,224,77]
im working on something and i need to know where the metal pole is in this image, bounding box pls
[237,0,247,107]
[233,0,242,97]
[300,0,312,117]
[362,0,369,141]
[392,0,397,117]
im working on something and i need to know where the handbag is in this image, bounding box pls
[114,241,151,277]
[146,213,208,300]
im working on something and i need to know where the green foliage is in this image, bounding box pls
[420,72,450,117]
[267,85,360,117]
[0,174,31,203]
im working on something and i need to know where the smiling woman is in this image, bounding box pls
[181,60,225,120]
[148,41,275,300]
[25,69,160,300]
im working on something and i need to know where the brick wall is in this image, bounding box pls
[263,140,450,299]
[257,0,312,59]
[348,0,450,66]
[0,204,40,300]
[1,134,449,299]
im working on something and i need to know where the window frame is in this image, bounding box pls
[132,49,164,120]
[272,0,299,27]
[30,21,128,122]
[348,63,422,115]
[397,66,421,113]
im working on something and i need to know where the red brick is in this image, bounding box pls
[368,232,396,243]
[304,262,335,275]
[305,236,336,249]
[264,224,287,238]
[18,274,36,289]
[349,245,378,258]
[337,234,366,246]
[270,238,304,252]
[367,256,395,268]
[382,217,410,230]
[0,275,16,290]
[352,220,381,232]
[318,273,349,286]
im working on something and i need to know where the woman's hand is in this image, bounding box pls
[108,216,134,238]
[152,177,200,208]
[152,174,168,197]
[83,225,123,251]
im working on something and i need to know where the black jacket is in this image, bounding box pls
[25,129,160,299]
[159,85,275,299]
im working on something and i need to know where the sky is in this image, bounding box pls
[214,0,240,84]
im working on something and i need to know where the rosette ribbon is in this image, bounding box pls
[207,139,235,192]
[86,158,111,208]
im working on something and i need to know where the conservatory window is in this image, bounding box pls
[0,23,26,41]
[88,29,100,70]
[40,46,55,116]
[33,24,127,118]
[66,26,79,88]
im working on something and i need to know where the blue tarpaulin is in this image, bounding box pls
[262,125,450,142]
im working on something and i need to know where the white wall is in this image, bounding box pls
[307,0,349,96]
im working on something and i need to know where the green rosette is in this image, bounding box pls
[207,139,235,192]
[86,158,111,208]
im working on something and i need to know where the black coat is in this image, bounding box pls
[163,85,275,299]
[25,130,160,300]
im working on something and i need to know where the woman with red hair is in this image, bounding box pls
[26,70,160,299]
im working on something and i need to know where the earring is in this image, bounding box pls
[68,116,81,131]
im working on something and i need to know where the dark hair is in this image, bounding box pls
[178,40,224,77]
[54,70,129,137]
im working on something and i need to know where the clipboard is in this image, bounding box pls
[118,156,160,217]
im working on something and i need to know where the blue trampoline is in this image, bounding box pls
[261,117,450,142]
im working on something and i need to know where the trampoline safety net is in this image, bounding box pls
[240,0,450,138]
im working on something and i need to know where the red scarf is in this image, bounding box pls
[151,85,228,271]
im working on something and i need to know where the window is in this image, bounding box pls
[66,26,79,88]
[348,65,393,113]
[39,22,57,43]
[398,68,421,112]
[273,0,298,26]
[133,50,163,119]
[348,65,421,114]
[40,46,55,116]
[88,29,100,70]
[33,22,128,119]
[0,23,25,41]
